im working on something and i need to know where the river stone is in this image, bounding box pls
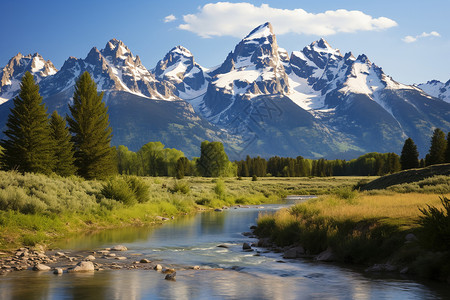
[69,261,95,272]
[85,255,96,261]
[140,259,151,263]
[165,272,176,281]
[191,266,200,270]
[106,253,116,257]
[54,268,63,275]
[154,264,163,271]
[405,233,418,242]
[162,268,175,274]
[316,248,335,262]
[116,256,127,260]
[33,264,51,271]
[111,245,128,251]
[242,243,252,250]
[217,244,229,248]
[283,246,305,259]
[214,208,223,212]
[55,252,66,257]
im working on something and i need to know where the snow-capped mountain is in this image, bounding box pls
[153,46,209,100]
[416,80,450,103]
[0,23,449,159]
[39,39,178,100]
[0,53,57,104]
[201,22,290,124]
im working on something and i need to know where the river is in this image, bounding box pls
[0,196,448,299]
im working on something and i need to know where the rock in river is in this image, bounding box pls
[111,245,128,251]
[68,261,95,272]
[33,264,51,271]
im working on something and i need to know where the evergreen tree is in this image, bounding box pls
[446,132,450,163]
[67,71,116,179]
[0,72,54,174]
[197,141,230,177]
[400,138,419,170]
[50,111,76,176]
[427,128,447,166]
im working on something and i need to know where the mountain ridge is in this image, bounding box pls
[0,22,449,160]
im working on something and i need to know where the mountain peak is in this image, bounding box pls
[308,38,341,57]
[243,22,274,42]
[103,38,131,59]
[169,45,193,58]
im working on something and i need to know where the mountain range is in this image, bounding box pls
[1,22,449,160]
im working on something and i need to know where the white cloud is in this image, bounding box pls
[178,2,398,38]
[164,14,177,23]
[402,31,441,43]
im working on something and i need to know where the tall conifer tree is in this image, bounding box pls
[67,71,116,179]
[426,128,447,166]
[0,72,54,174]
[50,111,76,176]
[400,138,419,170]
[445,132,450,163]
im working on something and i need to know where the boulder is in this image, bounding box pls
[162,268,176,274]
[191,266,200,270]
[69,261,95,272]
[315,248,335,262]
[140,259,151,263]
[111,245,128,251]
[33,264,51,271]
[115,257,127,260]
[214,208,223,212]
[53,268,63,275]
[165,272,176,281]
[154,264,163,271]
[217,244,229,248]
[283,246,305,259]
[242,243,252,250]
[85,255,96,261]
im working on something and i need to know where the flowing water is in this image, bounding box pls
[1,196,448,299]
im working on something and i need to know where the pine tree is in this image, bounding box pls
[67,71,116,179]
[50,111,76,176]
[427,128,447,166]
[400,138,419,170]
[197,141,229,177]
[445,132,450,163]
[0,72,54,174]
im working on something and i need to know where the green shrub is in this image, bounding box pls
[169,181,190,194]
[252,175,258,181]
[418,196,450,251]
[214,179,226,200]
[333,186,358,203]
[195,198,212,206]
[125,176,150,203]
[101,177,137,206]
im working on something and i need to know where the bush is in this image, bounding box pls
[252,175,258,181]
[333,187,358,203]
[101,177,137,206]
[125,176,149,203]
[169,181,190,194]
[418,196,450,251]
[214,179,226,200]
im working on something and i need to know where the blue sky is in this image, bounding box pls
[1,0,449,84]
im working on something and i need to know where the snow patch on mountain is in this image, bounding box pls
[416,80,450,103]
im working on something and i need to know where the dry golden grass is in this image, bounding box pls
[298,193,449,229]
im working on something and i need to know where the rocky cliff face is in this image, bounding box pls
[0,53,57,104]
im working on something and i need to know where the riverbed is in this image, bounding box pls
[0,196,448,299]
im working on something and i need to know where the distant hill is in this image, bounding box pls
[360,164,450,191]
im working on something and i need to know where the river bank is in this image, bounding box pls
[254,192,450,283]
[0,170,367,250]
